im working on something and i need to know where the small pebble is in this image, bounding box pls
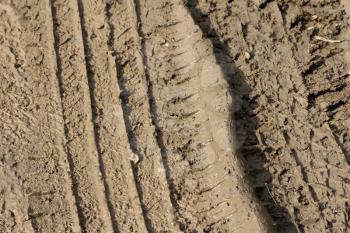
[245,52,251,60]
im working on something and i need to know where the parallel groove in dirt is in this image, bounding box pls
[49,4,85,229]
[106,0,179,231]
[273,3,334,230]
[46,0,82,231]
[277,1,350,232]
[133,0,182,222]
[0,1,81,232]
[105,4,154,230]
[50,0,114,231]
[77,0,149,232]
[75,0,121,231]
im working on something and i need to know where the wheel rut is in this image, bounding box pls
[106,0,179,231]
[0,0,81,232]
[75,0,149,232]
[134,0,271,232]
[49,0,115,231]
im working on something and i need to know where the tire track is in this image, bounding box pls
[75,0,120,231]
[49,0,114,232]
[76,0,148,232]
[187,0,350,232]
[276,1,350,232]
[106,0,179,231]
[0,1,82,232]
[135,0,271,232]
[45,0,82,231]
[273,3,339,231]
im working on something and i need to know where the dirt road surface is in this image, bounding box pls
[0,0,349,232]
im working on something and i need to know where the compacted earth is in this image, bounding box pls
[0,0,349,232]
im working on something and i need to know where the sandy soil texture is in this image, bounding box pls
[0,0,349,233]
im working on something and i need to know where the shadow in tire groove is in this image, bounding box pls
[132,0,183,229]
[104,2,155,232]
[185,1,299,232]
[49,1,87,231]
[75,1,121,232]
[105,1,181,231]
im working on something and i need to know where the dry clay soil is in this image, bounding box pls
[1,0,350,232]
